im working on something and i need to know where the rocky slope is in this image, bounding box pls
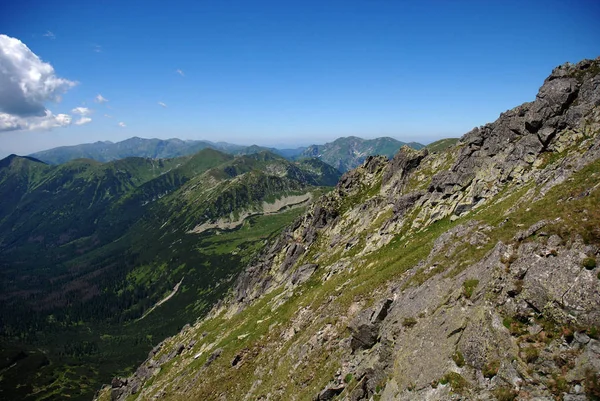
[97,57,600,401]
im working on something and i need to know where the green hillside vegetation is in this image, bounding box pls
[425,137,459,152]
[0,149,340,400]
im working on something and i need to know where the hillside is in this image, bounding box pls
[425,137,459,153]
[300,136,424,172]
[0,149,341,400]
[98,58,600,401]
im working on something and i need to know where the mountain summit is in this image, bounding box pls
[97,57,600,401]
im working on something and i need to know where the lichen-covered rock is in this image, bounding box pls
[288,263,318,287]
[382,146,428,188]
[348,299,393,350]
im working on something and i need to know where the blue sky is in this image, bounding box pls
[0,0,599,156]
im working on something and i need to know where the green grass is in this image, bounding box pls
[462,279,479,299]
[425,138,459,153]
[523,347,539,363]
[492,386,518,401]
[452,351,465,367]
[584,369,600,400]
[440,372,470,394]
[583,257,597,270]
[548,373,569,396]
[482,359,500,378]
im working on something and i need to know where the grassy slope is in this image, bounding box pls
[425,137,459,153]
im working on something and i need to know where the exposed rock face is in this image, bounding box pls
[97,57,600,401]
[348,298,393,351]
[382,146,428,188]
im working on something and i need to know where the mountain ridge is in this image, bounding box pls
[28,136,427,173]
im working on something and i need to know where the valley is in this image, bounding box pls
[0,149,339,400]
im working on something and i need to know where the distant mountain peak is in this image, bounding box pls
[0,154,46,168]
[300,136,424,172]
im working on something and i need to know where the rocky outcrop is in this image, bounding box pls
[372,228,600,400]
[382,146,428,189]
[348,298,393,351]
[216,155,387,315]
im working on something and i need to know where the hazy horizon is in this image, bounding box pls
[0,133,442,159]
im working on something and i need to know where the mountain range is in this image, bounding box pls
[29,136,428,173]
[89,57,600,401]
[28,137,302,165]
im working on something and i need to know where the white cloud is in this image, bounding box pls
[95,94,108,103]
[30,112,71,130]
[104,114,112,118]
[0,34,77,132]
[0,113,23,131]
[75,117,92,125]
[0,34,76,118]
[158,101,167,108]
[93,45,102,53]
[176,69,184,77]
[0,110,72,132]
[71,107,91,116]
[43,31,56,40]
[118,122,126,127]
